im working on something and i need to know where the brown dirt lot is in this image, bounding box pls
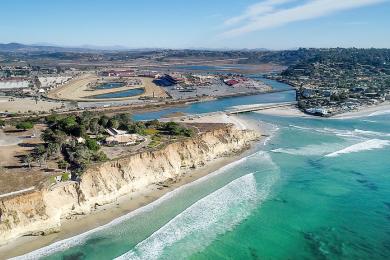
[0,125,60,194]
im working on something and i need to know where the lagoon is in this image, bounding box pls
[87,88,144,99]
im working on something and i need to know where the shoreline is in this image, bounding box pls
[0,115,263,259]
[251,102,390,119]
[331,101,390,119]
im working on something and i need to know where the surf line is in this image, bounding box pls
[11,151,268,260]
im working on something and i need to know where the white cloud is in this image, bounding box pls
[224,0,296,26]
[221,0,387,37]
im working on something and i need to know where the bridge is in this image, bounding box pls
[226,101,297,115]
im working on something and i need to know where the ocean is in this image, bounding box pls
[14,77,390,260]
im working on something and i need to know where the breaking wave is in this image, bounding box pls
[368,109,390,117]
[11,151,274,260]
[289,125,390,139]
[325,139,390,157]
[353,129,390,137]
[271,143,344,156]
[116,172,277,260]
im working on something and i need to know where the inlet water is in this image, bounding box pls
[87,88,144,99]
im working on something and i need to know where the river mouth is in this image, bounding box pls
[86,88,145,99]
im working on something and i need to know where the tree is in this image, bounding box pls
[99,115,110,128]
[23,154,33,169]
[78,111,93,126]
[160,122,193,137]
[47,143,60,157]
[126,122,146,135]
[86,138,100,151]
[42,129,67,145]
[114,113,132,129]
[45,114,61,124]
[107,119,119,129]
[70,125,86,137]
[38,152,48,168]
[34,76,41,89]
[89,118,100,134]
[58,160,70,173]
[181,128,194,137]
[33,144,47,167]
[162,122,181,135]
[93,151,108,162]
[75,146,92,166]
[41,128,54,142]
[59,116,77,133]
[145,119,160,129]
[0,119,5,127]
[16,121,34,131]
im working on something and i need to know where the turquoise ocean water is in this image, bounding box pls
[14,77,390,260]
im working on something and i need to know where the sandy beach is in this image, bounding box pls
[250,102,390,119]
[253,106,308,117]
[332,101,390,119]
[0,115,262,259]
[161,112,263,131]
[227,103,310,118]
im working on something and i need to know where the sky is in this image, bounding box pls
[0,0,389,49]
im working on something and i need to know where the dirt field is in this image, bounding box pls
[0,125,60,194]
[0,96,65,113]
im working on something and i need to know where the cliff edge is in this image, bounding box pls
[0,124,259,244]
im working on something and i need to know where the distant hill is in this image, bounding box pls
[0,42,104,53]
[0,42,165,53]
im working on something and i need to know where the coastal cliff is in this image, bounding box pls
[0,124,259,244]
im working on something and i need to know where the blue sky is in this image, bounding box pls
[0,0,389,49]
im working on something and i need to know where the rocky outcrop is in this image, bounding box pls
[0,125,259,244]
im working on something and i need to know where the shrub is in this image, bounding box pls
[61,173,71,181]
[16,121,34,130]
[93,151,108,162]
[144,128,159,135]
[86,138,100,151]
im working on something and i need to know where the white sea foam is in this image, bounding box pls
[289,125,389,139]
[325,139,390,157]
[11,151,272,260]
[271,143,344,156]
[361,119,378,123]
[353,129,390,137]
[368,109,390,117]
[289,125,355,138]
[262,123,280,146]
[116,172,277,260]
